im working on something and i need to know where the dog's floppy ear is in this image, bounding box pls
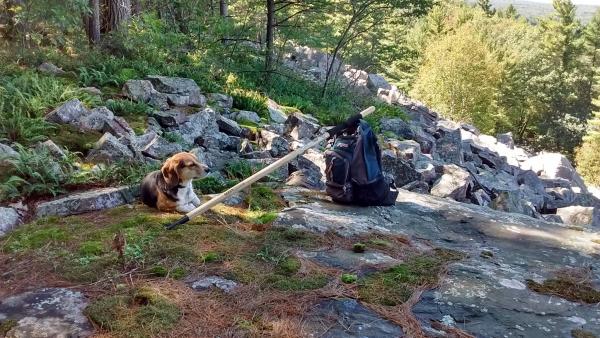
[161,158,180,188]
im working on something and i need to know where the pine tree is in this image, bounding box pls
[503,4,518,19]
[477,0,496,16]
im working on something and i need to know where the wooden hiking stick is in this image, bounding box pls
[165,106,376,230]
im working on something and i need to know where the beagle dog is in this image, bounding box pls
[141,152,209,213]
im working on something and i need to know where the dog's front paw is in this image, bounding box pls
[176,204,195,213]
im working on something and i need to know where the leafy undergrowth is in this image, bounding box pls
[358,248,465,306]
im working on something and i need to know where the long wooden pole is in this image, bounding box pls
[165,106,375,229]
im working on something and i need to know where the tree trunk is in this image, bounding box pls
[219,0,228,17]
[107,0,131,32]
[84,0,101,44]
[265,0,275,83]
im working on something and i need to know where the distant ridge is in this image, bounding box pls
[468,0,599,22]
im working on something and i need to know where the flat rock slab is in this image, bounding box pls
[275,189,600,337]
[304,298,404,337]
[35,186,139,218]
[300,249,399,275]
[0,288,92,338]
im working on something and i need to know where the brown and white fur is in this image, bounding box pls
[140,152,209,213]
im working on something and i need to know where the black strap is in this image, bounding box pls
[326,114,362,138]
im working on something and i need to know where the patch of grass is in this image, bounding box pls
[572,329,598,338]
[251,211,278,224]
[106,99,152,117]
[5,226,69,252]
[359,248,464,306]
[224,159,253,180]
[162,131,186,145]
[85,287,181,338]
[68,161,159,187]
[526,278,600,304]
[193,176,237,194]
[277,256,301,276]
[79,241,104,256]
[246,185,283,211]
[201,251,222,263]
[0,319,17,336]
[341,273,358,284]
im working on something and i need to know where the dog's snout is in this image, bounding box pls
[202,164,210,173]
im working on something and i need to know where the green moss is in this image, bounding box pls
[79,241,104,256]
[368,238,393,248]
[122,114,147,135]
[352,243,366,253]
[49,125,102,154]
[572,329,598,338]
[201,251,221,263]
[359,249,464,306]
[85,288,180,338]
[0,319,17,336]
[341,273,358,284]
[527,278,600,304]
[277,257,301,276]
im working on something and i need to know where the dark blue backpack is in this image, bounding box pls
[325,120,398,206]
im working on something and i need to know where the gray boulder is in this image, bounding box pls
[380,118,413,139]
[395,95,438,127]
[490,190,539,218]
[45,99,88,124]
[0,288,92,338]
[366,73,391,93]
[401,181,430,194]
[471,189,492,207]
[175,108,220,146]
[37,62,66,76]
[525,153,587,193]
[517,170,546,195]
[35,186,138,218]
[208,93,234,110]
[497,132,514,149]
[122,80,168,110]
[35,140,66,160]
[387,139,421,164]
[217,115,243,136]
[434,123,463,165]
[545,187,576,209]
[152,109,189,128]
[268,99,287,123]
[430,164,472,201]
[0,207,20,237]
[166,93,206,107]
[260,129,289,157]
[80,86,102,96]
[0,143,18,170]
[228,110,261,124]
[556,206,600,227]
[381,150,421,187]
[190,148,237,171]
[146,75,200,95]
[286,169,323,190]
[103,116,136,139]
[86,133,135,164]
[139,133,182,159]
[80,106,114,131]
[285,111,320,140]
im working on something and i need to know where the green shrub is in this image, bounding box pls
[106,99,152,116]
[224,160,253,180]
[193,176,237,194]
[0,144,76,201]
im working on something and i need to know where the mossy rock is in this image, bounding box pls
[49,125,102,154]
